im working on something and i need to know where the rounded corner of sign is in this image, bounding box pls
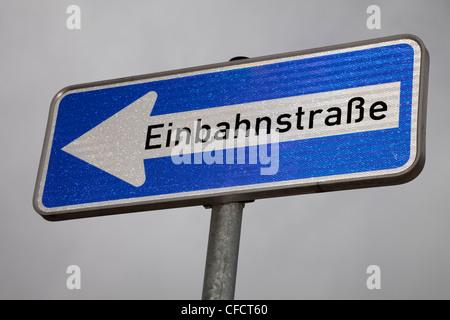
[32,199,48,216]
[51,85,79,105]
[32,196,54,219]
[390,150,426,186]
[398,34,426,46]
[397,34,428,55]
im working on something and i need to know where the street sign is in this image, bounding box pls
[33,35,429,220]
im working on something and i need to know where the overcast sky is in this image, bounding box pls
[1,0,450,299]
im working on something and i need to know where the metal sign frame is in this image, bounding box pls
[33,34,429,221]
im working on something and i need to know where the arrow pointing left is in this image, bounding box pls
[62,91,158,187]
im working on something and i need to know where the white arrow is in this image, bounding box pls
[62,91,158,187]
[62,82,400,187]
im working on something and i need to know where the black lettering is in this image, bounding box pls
[296,107,305,130]
[325,107,342,126]
[276,114,292,133]
[165,122,173,147]
[370,101,387,120]
[309,109,323,129]
[145,123,164,150]
[235,113,250,138]
[347,97,365,123]
[195,119,211,143]
[255,116,271,135]
[175,127,191,146]
[214,122,230,140]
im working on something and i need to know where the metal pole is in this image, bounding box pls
[201,57,249,300]
[202,202,244,300]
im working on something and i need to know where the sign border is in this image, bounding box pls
[33,34,429,221]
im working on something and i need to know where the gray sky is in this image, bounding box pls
[1,0,450,299]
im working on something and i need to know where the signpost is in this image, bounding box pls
[33,34,429,220]
[33,34,429,299]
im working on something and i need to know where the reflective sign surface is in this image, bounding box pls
[34,35,429,220]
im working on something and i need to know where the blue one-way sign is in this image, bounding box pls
[33,35,429,220]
